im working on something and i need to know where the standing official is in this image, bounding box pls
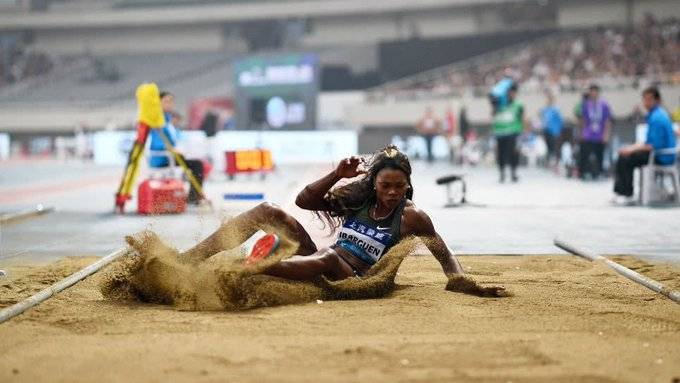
[578,84,611,179]
[539,92,562,167]
[416,106,442,163]
[492,83,524,183]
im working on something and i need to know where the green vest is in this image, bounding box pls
[492,101,523,136]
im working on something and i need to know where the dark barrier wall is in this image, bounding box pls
[378,29,556,81]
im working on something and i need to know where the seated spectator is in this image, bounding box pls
[149,91,205,204]
[612,87,676,204]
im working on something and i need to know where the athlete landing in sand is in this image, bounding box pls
[225,146,504,295]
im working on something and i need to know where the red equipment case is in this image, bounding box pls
[137,178,187,214]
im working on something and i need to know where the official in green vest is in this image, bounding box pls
[491,83,524,183]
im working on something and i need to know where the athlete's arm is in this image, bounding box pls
[295,156,365,211]
[402,207,463,275]
[404,207,507,296]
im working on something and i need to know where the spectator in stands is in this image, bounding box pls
[612,87,676,204]
[390,17,679,101]
[149,91,205,204]
[578,84,611,180]
[539,92,562,167]
[416,106,442,163]
[0,41,52,88]
[492,83,524,183]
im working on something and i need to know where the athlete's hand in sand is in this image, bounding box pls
[445,274,510,297]
[335,156,366,179]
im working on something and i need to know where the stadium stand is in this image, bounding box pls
[369,15,680,101]
[0,40,53,88]
[112,0,283,7]
[0,41,381,107]
[0,51,232,105]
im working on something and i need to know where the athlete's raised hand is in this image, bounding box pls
[335,156,366,178]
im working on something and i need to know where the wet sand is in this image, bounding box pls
[1,254,679,383]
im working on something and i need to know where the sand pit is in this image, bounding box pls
[1,251,679,382]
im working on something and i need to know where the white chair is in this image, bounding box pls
[639,147,680,206]
[148,150,180,179]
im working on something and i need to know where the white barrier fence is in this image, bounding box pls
[92,129,358,170]
[0,133,9,160]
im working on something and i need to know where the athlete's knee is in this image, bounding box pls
[319,249,342,269]
[253,202,285,218]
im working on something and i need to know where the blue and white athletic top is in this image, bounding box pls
[333,199,405,266]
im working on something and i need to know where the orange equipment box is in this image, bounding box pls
[224,149,273,179]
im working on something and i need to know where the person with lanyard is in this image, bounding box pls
[149,91,205,204]
[191,146,505,296]
[539,92,562,168]
[578,84,611,180]
[491,83,524,183]
[612,87,676,204]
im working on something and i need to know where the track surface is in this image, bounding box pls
[1,159,680,264]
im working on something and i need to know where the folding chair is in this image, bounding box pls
[148,150,179,179]
[639,147,680,205]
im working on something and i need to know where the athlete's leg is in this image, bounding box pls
[243,202,318,255]
[262,248,356,281]
[182,202,318,263]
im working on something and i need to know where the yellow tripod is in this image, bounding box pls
[114,83,208,214]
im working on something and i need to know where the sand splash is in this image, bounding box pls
[99,218,505,311]
[99,217,422,310]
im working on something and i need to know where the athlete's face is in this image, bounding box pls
[374,168,409,208]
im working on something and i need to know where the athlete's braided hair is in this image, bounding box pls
[315,145,413,233]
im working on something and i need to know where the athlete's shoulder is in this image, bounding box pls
[402,199,424,216]
[401,200,435,235]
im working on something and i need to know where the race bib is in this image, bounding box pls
[337,218,393,262]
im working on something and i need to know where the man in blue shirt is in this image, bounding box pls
[149,91,205,204]
[539,92,562,167]
[149,91,180,167]
[613,87,676,203]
